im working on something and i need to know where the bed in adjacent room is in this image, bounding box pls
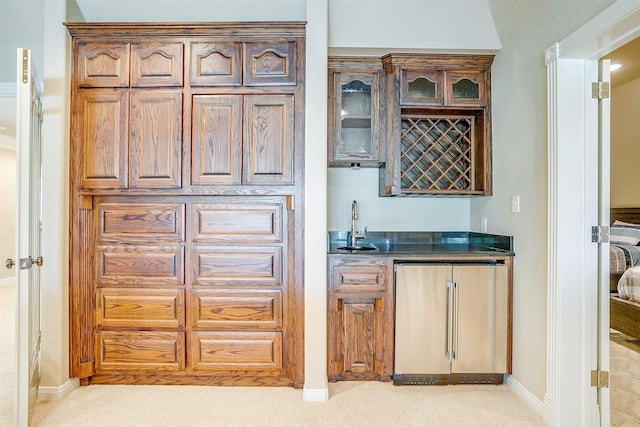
[610,208,640,340]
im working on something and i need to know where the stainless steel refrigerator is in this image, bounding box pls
[393,262,509,385]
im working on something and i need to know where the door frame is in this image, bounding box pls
[545,1,640,425]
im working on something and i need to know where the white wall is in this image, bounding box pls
[611,76,640,207]
[0,146,16,282]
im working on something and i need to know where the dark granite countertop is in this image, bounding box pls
[327,231,514,257]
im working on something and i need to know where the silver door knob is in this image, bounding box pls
[5,258,14,269]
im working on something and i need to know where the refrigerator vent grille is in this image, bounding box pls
[392,374,448,386]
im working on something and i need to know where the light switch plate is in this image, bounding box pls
[511,195,520,213]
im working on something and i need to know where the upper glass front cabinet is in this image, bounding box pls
[340,79,372,154]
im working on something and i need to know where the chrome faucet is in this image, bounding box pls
[350,200,367,247]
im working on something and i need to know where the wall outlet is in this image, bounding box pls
[511,195,520,213]
[481,216,488,232]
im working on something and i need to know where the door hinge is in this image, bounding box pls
[592,81,610,99]
[591,370,609,388]
[591,225,609,243]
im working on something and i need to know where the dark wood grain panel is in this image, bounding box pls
[97,202,185,240]
[191,95,242,185]
[191,289,282,329]
[98,288,185,328]
[78,90,128,189]
[190,331,282,371]
[131,42,184,87]
[97,331,185,371]
[97,244,185,286]
[192,246,282,286]
[243,95,294,185]
[191,199,283,242]
[75,41,130,87]
[190,42,242,86]
[244,42,295,86]
[130,90,183,188]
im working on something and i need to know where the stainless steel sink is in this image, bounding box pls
[337,244,378,251]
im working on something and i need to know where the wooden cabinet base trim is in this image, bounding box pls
[87,374,295,387]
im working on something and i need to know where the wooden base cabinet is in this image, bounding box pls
[327,256,394,381]
[67,23,305,387]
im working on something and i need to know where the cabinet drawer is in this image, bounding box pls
[190,331,282,372]
[190,289,282,329]
[97,288,185,328]
[75,42,130,87]
[330,257,388,293]
[131,42,184,87]
[190,199,283,242]
[192,246,282,287]
[96,244,185,286]
[190,42,242,86]
[97,330,185,371]
[97,202,185,241]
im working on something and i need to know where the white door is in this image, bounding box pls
[596,58,611,427]
[11,48,43,427]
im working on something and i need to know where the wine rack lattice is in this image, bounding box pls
[400,116,475,192]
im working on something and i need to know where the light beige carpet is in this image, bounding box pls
[31,381,545,427]
[610,330,640,426]
[0,282,15,427]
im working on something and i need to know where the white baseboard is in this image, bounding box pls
[302,387,329,402]
[505,375,549,424]
[38,378,79,401]
[0,277,14,287]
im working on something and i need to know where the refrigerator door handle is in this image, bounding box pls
[452,281,459,360]
[445,280,453,361]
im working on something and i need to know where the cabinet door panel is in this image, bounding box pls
[341,301,376,373]
[190,289,282,329]
[191,199,283,243]
[75,42,129,87]
[244,42,296,86]
[244,95,294,185]
[97,202,185,241]
[190,331,282,371]
[77,90,128,188]
[445,70,487,107]
[192,246,282,287]
[96,244,185,286]
[452,264,508,374]
[130,90,182,188]
[97,288,185,328]
[191,95,242,185]
[401,70,444,106]
[131,42,184,87]
[97,331,185,371]
[190,42,242,86]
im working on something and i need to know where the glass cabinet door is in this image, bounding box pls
[329,70,380,164]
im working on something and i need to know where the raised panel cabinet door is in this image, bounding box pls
[130,90,183,188]
[97,201,185,241]
[191,95,242,185]
[192,246,282,287]
[190,42,242,86]
[97,287,186,329]
[75,90,128,189]
[243,95,294,185]
[341,300,377,374]
[243,42,296,86]
[131,42,184,87]
[75,42,130,87]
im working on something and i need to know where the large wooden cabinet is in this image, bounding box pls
[67,23,305,387]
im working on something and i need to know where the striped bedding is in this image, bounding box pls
[610,244,640,275]
[618,266,640,302]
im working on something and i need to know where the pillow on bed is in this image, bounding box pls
[610,222,640,245]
